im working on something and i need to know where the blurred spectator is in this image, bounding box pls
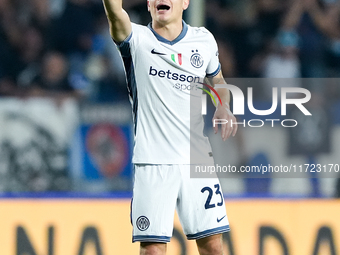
[123,0,150,25]
[83,12,127,102]
[206,0,287,77]
[256,0,289,37]
[0,0,48,95]
[85,53,127,102]
[265,31,301,78]
[16,26,45,89]
[252,31,301,79]
[16,0,50,27]
[29,51,82,102]
[281,0,340,78]
[216,38,236,78]
[48,0,67,19]
[48,0,95,55]
[0,78,16,97]
[0,0,22,83]
[321,0,340,77]
[251,31,302,99]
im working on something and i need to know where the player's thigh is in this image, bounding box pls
[176,166,229,239]
[132,164,180,242]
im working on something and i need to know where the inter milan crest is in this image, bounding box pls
[191,50,204,68]
[136,216,150,231]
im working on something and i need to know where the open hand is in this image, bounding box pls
[212,104,238,141]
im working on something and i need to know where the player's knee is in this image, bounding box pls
[196,234,223,255]
[140,242,167,255]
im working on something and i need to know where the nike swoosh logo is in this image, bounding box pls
[151,49,166,55]
[217,215,226,223]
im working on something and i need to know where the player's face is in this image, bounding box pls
[147,0,189,25]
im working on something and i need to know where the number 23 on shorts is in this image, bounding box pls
[201,184,224,209]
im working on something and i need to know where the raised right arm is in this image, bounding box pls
[102,0,132,42]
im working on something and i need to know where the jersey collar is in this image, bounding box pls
[148,20,188,45]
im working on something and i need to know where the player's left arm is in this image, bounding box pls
[204,29,237,140]
[210,70,238,141]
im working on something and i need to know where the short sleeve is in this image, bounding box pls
[115,32,133,57]
[205,32,221,77]
[114,23,141,57]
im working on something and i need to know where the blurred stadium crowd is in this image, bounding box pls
[0,0,128,102]
[0,0,340,96]
[0,0,340,196]
[1,0,340,98]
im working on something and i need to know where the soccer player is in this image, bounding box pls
[102,0,237,254]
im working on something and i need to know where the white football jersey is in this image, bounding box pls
[117,21,221,164]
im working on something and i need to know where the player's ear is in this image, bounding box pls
[183,0,189,10]
[147,0,150,11]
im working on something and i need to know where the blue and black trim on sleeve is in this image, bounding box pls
[115,32,133,56]
[206,63,221,78]
[115,33,139,135]
[186,225,230,240]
